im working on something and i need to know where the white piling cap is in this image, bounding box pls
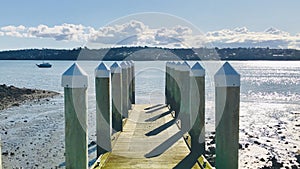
[129,60,134,67]
[178,61,190,71]
[170,61,176,68]
[167,62,172,68]
[61,63,88,88]
[120,61,128,69]
[95,62,110,78]
[126,61,132,67]
[175,62,182,70]
[110,62,122,73]
[190,62,205,77]
[214,62,240,87]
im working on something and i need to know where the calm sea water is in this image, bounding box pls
[1,60,300,113]
[0,60,299,168]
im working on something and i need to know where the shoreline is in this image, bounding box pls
[0,84,59,111]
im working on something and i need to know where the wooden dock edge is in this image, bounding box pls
[183,133,215,169]
[90,152,111,169]
[91,108,134,169]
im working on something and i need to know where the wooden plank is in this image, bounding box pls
[92,104,205,169]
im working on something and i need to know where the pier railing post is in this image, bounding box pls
[0,138,2,169]
[214,62,240,169]
[173,62,181,118]
[178,61,191,131]
[131,61,135,104]
[62,63,88,169]
[120,62,129,118]
[95,62,112,157]
[127,61,132,110]
[169,62,175,111]
[111,62,123,132]
[165,62,170,105]
[189,62,206,155]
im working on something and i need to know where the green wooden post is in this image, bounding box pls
[214,62,240,169]
[173,62,181,118]
[165,62,169,105]
[95,62,112,157]
[111,62,123,132]
[178,61,191,132]
[0,137,2,169]
[62,63,88,169]
[127,61,132,110]
[120,62,129,118]
[130,60,135,104]
[169,62,175,111]
[189,62,206,155]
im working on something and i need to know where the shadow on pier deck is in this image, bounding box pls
[91,104,213,169]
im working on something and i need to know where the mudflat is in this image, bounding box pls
[0,84,59,110]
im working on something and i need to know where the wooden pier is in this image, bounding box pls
[61,61,240,169]
[91,104,211,169]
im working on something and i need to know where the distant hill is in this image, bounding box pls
[1,47,300,61]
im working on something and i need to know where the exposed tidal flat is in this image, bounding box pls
[0,60,299,168]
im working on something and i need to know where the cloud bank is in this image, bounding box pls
[1,20,300,49]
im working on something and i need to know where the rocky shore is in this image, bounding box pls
[0,84,59,110]
[204,130,300,169]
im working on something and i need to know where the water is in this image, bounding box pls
[0,60,299,168]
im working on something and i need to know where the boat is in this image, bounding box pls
[36,62,52,68]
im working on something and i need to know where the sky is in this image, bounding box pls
[0,0,300,50]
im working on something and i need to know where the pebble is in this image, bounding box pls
[254,140,261,145]
[2,151,8,156]
[295,154,300,164]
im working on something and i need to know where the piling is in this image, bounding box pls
[127,61,132,110]
[189,62,206,155]
[62,63,88,169]
[214,62,240,169]
[131,60,135,104]
[95,62,112,157]
[120,61,129,118]
[173,62,181,118]
[0,138,2,169]
[169,62,175,111]
[178,61,191,131]
[165,62,170,105]
[111,62,123,132]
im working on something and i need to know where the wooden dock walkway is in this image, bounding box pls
[61,62,240,169]
[92,104,211,169]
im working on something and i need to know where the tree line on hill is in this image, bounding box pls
[0,46,300,61]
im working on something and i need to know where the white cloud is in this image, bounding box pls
[88,20,195,48]
[1,25,25,32]
[27,24,90,41]
[0,21,299,49]
[89,20,149,44]
[205,27,300,49]
[1,25,26,37]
